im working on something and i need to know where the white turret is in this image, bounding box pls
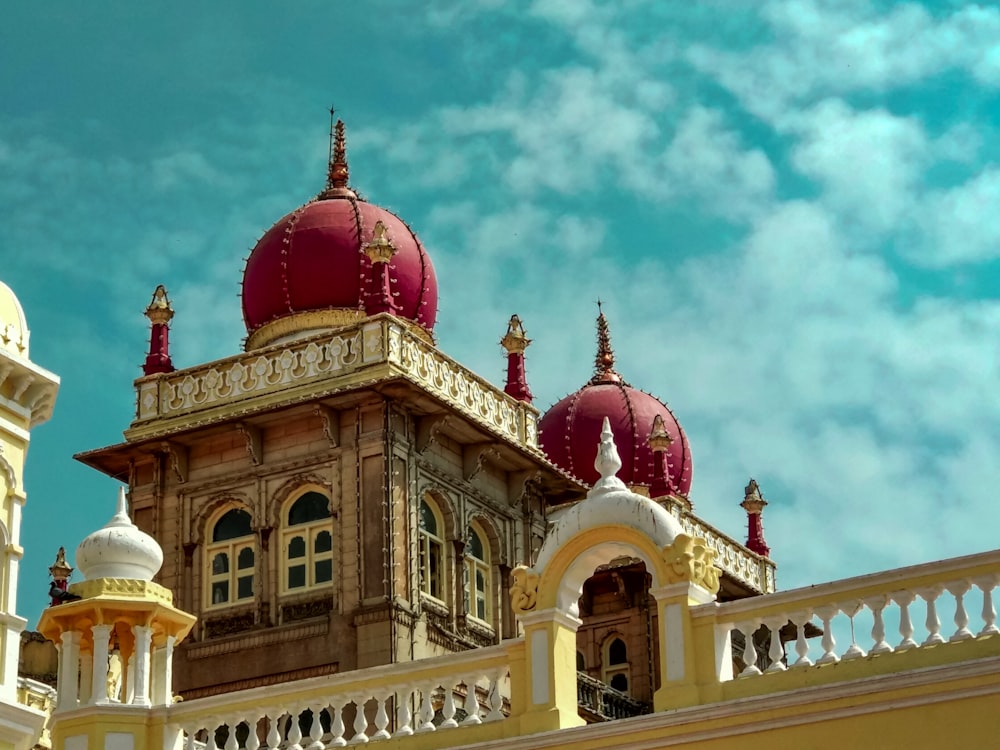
[76,487,163,581]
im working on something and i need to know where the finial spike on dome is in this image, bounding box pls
[318,109,356,200]
[590,301,623,385]
[589,416,627,496]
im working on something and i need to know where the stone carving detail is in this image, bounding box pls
[662,533,722,594]
[510,566,540,614]
[392,332,537,449]
[282,598,334,623]
[671,511,775,594]
[204,612,256,639]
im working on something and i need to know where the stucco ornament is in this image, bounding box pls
[510,565,540,614]
[662,533,721,594]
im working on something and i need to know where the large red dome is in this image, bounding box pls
[241,120,437,349]
[539,313,692,497]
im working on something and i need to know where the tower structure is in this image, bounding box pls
[74,119,773,709]
[76,122,581,699]
[0,279,59,748]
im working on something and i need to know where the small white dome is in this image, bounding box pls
[76,487,163,581]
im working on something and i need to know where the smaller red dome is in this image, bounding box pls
[539,312,692,496]
[240,119,438,349]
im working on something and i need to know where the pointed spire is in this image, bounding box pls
[142,285,175,376]
[501,314,534,403]
[589,416,628,496]
[590,301,623,385]
[319,109,356,199]
[741,478,771,557]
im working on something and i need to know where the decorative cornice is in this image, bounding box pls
[68,577,174,605]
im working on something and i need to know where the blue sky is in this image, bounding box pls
[4,0,1000,627]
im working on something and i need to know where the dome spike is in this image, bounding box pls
[590,301,623,385]
[319,108,356,199]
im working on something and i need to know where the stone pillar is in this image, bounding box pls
[515,608,584,734]
[131,624,153,706]
[78,650,93,705]
[650,582,716,711]
[90,623,112,705]
[151,635,176,706]
[56,631,81,710]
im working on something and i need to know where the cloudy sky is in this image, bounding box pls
[4,0,1000,626]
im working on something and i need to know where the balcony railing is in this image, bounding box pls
[576,672,649,722]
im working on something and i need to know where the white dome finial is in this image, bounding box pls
[589,416,627,496]
[76,486,164,581]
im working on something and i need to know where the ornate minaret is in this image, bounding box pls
[741,479,771,557]
[500,314,533,403]
[142,285,175,376]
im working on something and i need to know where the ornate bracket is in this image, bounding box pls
[416,414,450,454]
[507,469,541,507]
[159,441,188,484]
[510,565,540,615]
[463,443,500,482]
[313,404,340,448]
[662,533,721,594]
[237,422,263,466]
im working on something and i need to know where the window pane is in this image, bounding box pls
[468,529,484,560]
[237,547,254,570]
[212,552,229,575]
[315,559,333,584]
[419,500,438,535]
[288,564,306,589]
[428,542,441,598]
[314,530,332,554]
[237,575,253,599]
[476,570,486,593]
[476,594,486,620]
[213,509,253,542]
[288,492,331,525]
[610,673,629,693]
[288,536,306,559]
[609,638,627,665]
[212,581,229,604]
[577,651,586,671]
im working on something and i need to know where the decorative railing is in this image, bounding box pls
[167,643,512,749]
[693,548,1000,691]
[670,504,776,594]
[576,672,648,721]
[128,317,539,450]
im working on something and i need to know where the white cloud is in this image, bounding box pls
[911,167,1000,266]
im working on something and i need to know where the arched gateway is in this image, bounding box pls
[510,418,722,728]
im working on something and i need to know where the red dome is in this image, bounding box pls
[539,313,692,496]
[241,120,437,349]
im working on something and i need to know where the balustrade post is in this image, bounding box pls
[515,607,585,733]
[650,582,717,711]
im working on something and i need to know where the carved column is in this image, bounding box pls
[89,624,112,706]
[131,624,153,706]
[151,635,176,706]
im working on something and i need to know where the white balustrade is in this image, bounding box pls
[171,661,510,750]
[702,550,1000,684]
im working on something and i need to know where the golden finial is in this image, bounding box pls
[144,285,174,326]
[647,414,674,452]
[590,301,621,384]
[501,315,531,354]
[741,478,768,514]
[319,107,355,199]
[362,221,398,264]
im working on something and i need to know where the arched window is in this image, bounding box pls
[465,523,491,623]
[576,651,586,672]
[603,636,630,694]
[282,491,333,593]
[207,508,255,608]
[418,497,444,600]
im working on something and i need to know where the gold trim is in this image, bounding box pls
[246,310,433,350]
[69,577,174,604]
